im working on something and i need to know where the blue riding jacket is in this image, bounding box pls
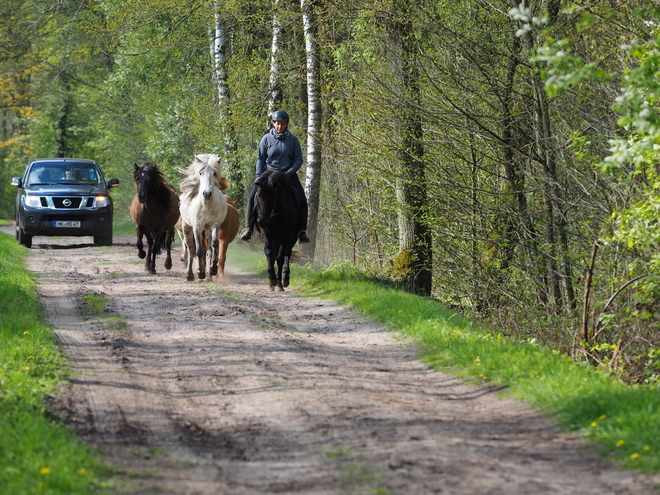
[255,128,303,177]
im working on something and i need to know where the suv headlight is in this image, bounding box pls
[95,195,110,207]
[25,195,41,207]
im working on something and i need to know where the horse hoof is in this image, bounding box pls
[187,273,195,282]
[165,259,172,270]
[198,271,206,280]
[210,266,218,276]
[283,279,290,288]
[138,250,146,259]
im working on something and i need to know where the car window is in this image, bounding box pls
[27,163,101,186]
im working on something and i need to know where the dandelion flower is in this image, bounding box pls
[599,415,607,420]
[478,374,484,378]
[24,367,30,371]
[590,422,597,427]
[40,467,50,475]
[630,453,639,460]
[475,358,481,362]
[78,468,86,475]
[643,446,651,451]
[616,440,625,447]
[23,331,29,335]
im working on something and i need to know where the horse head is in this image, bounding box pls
[134,162,159,204]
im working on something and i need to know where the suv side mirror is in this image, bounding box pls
[107,178,120,188]
[11,177,22,187]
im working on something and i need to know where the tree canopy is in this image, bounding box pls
[2,0,660,384]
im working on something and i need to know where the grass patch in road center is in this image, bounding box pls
[0,233,108,494]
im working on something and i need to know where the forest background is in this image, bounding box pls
[2,0,660,385]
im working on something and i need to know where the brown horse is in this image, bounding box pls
[177,195,238,279]
[130,163,180,274]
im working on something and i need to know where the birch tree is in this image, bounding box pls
[301,0,322,260]
[267,0,284,120]
[211,0,241,199]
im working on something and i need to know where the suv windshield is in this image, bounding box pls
[27,162,102,186]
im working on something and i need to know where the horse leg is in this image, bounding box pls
[183,224,196,281]
[276,253,285,291]
[146,233,157,274]
[164,227,174,270]
[136,226,146,259]
[210,225,219,277]
[217,240,228,278]
[282,255,290,288]
[194,228,206,280]
[264,243,278,291]
[177,225,187,264]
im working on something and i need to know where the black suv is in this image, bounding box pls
[11,158,119,248]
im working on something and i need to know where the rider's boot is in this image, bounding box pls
[239,227,252,242]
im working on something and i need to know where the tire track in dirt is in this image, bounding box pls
[19,233,660,494]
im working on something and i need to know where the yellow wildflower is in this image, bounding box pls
[630,453,639,460]
[40,467,50,475]
[590,422,597,427]
[616,440,625,447]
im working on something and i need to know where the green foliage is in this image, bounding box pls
[0,233,107,493]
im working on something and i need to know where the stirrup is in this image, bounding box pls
[239,228,252,242]
[298,231,310,244]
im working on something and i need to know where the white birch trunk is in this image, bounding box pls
[212,5,228,105]
[268,0,283,118]
[301,0,322,260]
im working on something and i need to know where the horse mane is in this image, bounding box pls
[134,162,178,212]
[178,154,231,204]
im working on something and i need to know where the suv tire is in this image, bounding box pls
[18,227,33,248]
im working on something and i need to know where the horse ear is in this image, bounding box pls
[133,163,139,175]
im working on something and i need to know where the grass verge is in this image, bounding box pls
[0,233,108,494]
[225,247,660,474]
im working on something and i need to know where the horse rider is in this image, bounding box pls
[239,110,310,244]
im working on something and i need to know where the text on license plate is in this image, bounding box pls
[54,220,80,228]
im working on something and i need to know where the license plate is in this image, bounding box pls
[54,220,80,228]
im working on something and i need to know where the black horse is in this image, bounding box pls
[253,170,301,291]
[130,163,180,275]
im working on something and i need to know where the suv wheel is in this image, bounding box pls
[18,228,33,248]
[94,233,113,246]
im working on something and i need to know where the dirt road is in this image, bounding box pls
[12,230,660,494]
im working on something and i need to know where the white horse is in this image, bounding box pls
[178,154,229,281]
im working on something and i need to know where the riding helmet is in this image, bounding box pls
[271,110,290,122]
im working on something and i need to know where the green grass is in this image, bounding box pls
[275,260,660,473]
[0,232,108,494]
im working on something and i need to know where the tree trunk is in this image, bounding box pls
[391,0,432,296]
[268,0,283,120]
[300,0,322,261]
[211,2,243,208]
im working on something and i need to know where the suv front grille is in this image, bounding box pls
[53,197,83,208]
